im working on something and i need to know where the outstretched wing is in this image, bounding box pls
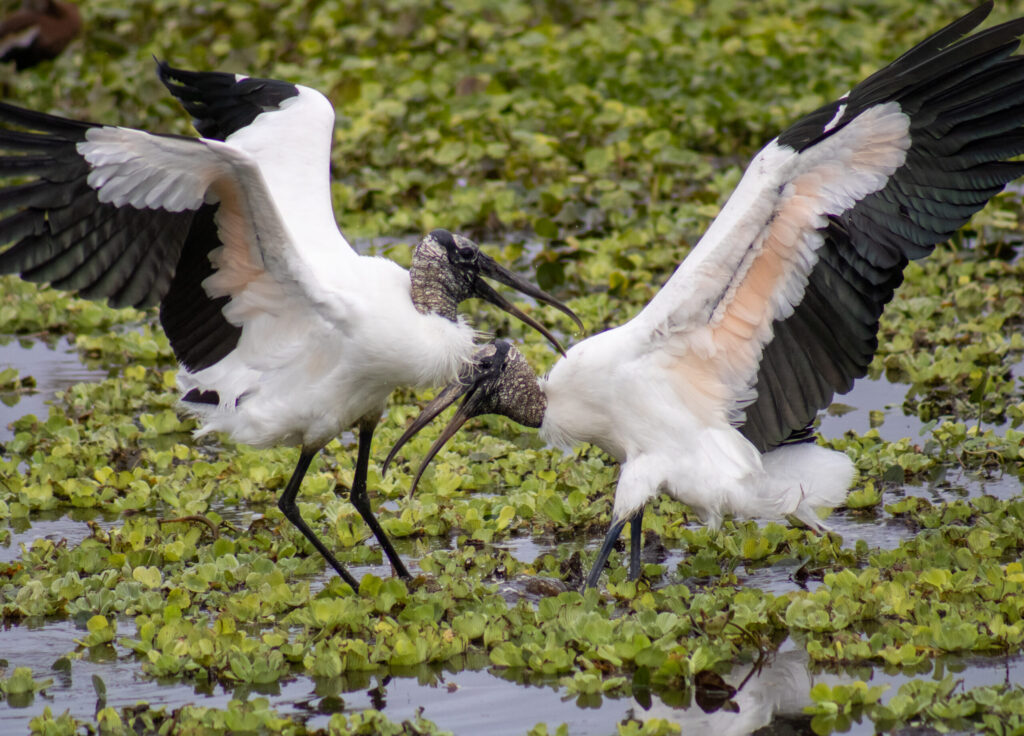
[635,2,1024,452]
[0,99,350,374]
[158,62,359,305]
[0,104,196,312]
[0,63,357,373]
[154,62,360,370]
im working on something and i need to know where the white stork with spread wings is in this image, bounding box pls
[385,3,1024,588]
[0,63,581,587]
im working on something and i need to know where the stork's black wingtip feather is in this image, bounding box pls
[153,62,300,142]
[155,59,195,80]
[155,59,187,91]
[966,1,993,24]
[742,2,1024,453]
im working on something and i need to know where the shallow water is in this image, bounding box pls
[1,338,1022,734]
[0,337,107,443]
[817,376,921,444]
[0,614,631,735]
[0,511,120,564]
[3,615,1021,736]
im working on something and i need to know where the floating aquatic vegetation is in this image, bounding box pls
[1,0,1023,734]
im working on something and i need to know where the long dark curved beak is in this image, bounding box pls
[382,375,487,496]
[474,253,583,357]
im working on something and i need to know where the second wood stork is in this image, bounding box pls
[0,62,581,587]
[385,3,1024,588]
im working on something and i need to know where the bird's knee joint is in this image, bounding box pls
[278,496,300,520]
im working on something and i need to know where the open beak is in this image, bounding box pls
[473,253,583,357]
[382,374,487,496]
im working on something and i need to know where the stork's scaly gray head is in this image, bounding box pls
[383,340,545,493]
[410,229,582,355]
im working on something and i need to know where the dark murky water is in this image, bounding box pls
[1,339,1022,734]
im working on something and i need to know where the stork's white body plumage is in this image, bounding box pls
[0,63,578,586]
[185,264,475,450]
[542,330,855,530]
[182,260,475,450]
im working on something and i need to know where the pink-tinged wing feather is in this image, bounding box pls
[638,103,911,429]
[632,5,1024,451]
[0,74,357,375]
[76,128,354,332]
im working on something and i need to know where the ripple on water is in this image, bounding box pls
[901,466,1022,503]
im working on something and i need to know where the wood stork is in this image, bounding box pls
[384,3,1024,588]
[0,62,582,587]
[0,0,81,71]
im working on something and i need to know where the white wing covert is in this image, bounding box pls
[636,3,1024,451]
[76,126,307,300]
[0,64,359,374]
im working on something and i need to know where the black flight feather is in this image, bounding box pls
[740,3,1024,451]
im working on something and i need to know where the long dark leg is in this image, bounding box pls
[583,517,627,590]
[278,450,359,588]
[628,508,644,581]
[349,417,411,580]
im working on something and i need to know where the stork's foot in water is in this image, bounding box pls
[278,450,359,589]
[582,507,647,591]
